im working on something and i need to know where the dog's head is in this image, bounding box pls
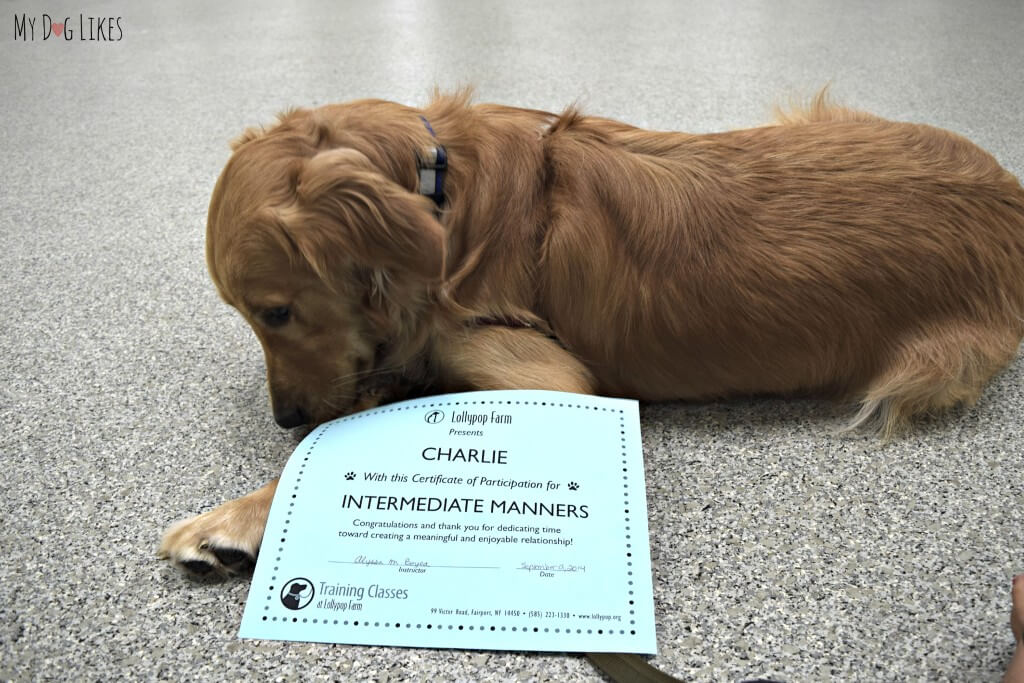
[206,103,447,427]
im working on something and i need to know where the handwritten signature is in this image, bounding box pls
[354,555,430,568]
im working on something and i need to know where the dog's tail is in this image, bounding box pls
[844,322,1022,438]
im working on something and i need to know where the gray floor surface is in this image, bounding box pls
[2,0,1023,681]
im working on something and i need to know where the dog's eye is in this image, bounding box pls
[262,306,291,327]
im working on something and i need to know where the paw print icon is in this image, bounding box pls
[567,482,579,491]
[345,472,356,481]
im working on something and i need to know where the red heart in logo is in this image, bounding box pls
[52,23,64,37]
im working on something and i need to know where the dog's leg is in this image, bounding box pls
[848,322,1022,437]
[158,479,278,577]
[158,328,592,577]
[437,326,597,393]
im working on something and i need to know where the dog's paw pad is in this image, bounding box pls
[211,546,256,572]
[159,504,264,579]
[180,559,216,577]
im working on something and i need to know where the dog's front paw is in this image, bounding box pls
[157,480,277,577]
[352,390,386,413]
[157,511,258,577]
[354,371,419,412]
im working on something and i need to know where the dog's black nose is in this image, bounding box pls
[273,406,308,429]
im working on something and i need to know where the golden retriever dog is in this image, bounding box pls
[159,90,1024,575]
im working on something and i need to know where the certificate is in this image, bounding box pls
[239,390,656,654]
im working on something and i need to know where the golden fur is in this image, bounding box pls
[160,90,1024,574]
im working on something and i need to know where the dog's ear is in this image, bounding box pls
[230,125,265,150]
[291,148,446,283]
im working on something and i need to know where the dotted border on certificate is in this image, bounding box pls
[262,398,639,639]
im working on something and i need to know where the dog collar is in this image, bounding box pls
[417,116,447,208]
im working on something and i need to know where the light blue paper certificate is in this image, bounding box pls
[239,390,656,654]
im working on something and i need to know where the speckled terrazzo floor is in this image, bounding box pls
[2,1,1023,681]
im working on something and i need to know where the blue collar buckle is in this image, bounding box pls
[417,116,447,209]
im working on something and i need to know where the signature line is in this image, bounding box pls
[329,561,500,569]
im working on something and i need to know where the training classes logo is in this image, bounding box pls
[13,13,124,41]
[280,577,315,611]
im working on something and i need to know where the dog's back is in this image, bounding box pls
[537,101,1024,433]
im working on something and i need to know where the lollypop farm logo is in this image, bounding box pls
[13,13,123,41]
